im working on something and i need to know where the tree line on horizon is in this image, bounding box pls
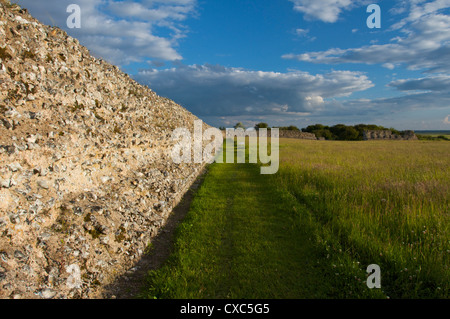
[219,122,406,141]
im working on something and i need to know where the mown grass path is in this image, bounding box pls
[142,162,333,299]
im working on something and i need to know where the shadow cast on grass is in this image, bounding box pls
[101,168,208,299]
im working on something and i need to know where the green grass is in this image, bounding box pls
[142,162,334,298]
[142,138,448,299]
[141,140,387,299]
[276,139,449,298]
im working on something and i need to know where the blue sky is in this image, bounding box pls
[17,0,450,130]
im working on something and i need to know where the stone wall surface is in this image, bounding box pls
[224,129,317,140]
[278,130,317,140]
[363,130,418,140]
[0,1,208,299]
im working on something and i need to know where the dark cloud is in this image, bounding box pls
[389,76,450,92]
[134,62,450,129]
[135,64,374,117]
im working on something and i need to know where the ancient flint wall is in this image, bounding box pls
[363,130,418,141]
[0,1,208,299]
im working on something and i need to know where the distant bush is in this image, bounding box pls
[275,125,300,131]
[234,122,245,129]
[313,129,334,140]
[254,122,269,130]
[222,122,416,141]
[417,134,450,141]
[329,124,360,141]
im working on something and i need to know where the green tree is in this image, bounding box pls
[302,124,328,133]
[254,122,269,130]
[314,129,334,140]
[330,124,360,141]
[277,125,300,131]
[286,125,300,131]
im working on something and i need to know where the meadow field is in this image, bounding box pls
[276,139,449,298]
[143,138,449,299]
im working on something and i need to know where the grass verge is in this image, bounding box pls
[141,148,384,298]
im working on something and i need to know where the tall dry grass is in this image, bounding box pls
[275,139,449,298]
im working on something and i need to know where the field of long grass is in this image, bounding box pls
[275,139,449,298]
[143,138,448,299]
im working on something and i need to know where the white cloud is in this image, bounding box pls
[295,28,309,36]
[382,63,396,70]
[283,2,450,74]
[107,0,196,22]
[135,62,450,128]
[135,64,373,118]
[289,0,362,23]
[303,91,450,130]
[16,0,197,65]
[390,0,450,30]
[202,90,450,129]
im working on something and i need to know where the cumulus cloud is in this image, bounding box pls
[390,0,450,29]
[388,75,450,92]
[288,0,365,23]
[16,0,197,65]
[135,63,450,128]
[339,92,450,114]
[135,64,374,118]
[204,90,450,129]
[382,63,396,70]
[283,1,450,73]
[300,91,450,130]
[282,0,450,129]
[107,0,196,22]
